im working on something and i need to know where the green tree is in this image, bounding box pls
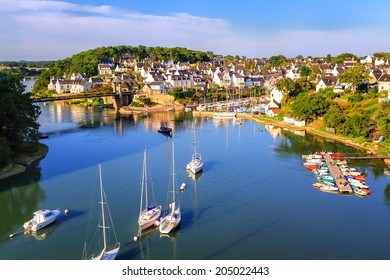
[332,53,358,65]
[169,87,185,100]
[0,137,11,166]
[268,55,287,67]
[338,65,370,93]
[290,92,330,121]
[342,113,373,138]
[0,73,41,145]
[324,104,345,132]
[275,78,301,101]
[300,65,312,78]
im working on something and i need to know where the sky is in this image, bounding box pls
[1,0,389,61]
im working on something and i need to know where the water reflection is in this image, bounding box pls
[24,221,60,241]
[0,164,44,239]
[384,183,390,207]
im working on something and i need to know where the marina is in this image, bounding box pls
[1,102,390,260]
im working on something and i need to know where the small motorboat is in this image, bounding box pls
[158,124,173,135]
[23,209,60,232]
[354,187,368,197]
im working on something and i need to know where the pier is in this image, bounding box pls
[323,154,353,194]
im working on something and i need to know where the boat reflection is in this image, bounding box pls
[24,221,59,241]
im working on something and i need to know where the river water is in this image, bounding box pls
[0,102,390,260]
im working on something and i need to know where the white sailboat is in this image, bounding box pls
[84,164,120,260]
[186,124,203,174]
[138,148,162,231]
[213,86,237,119]
[159,138,181,234]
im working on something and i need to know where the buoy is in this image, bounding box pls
[133,236,138,241]
[64,209,70,215]
[180,183,186,192]
[154,220,160,227]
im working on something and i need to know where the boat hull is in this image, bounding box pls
[159,208,181,234]
[23,209,60,232]
[212,112,237,119]
[138,206,162,231]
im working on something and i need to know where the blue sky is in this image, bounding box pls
[1,0,389,61]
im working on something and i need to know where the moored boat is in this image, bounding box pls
[23,209,60,232]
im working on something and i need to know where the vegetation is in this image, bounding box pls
[0,73,41,166]
[338,65,370,93]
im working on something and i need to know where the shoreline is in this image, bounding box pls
[194,110,390,168]
[0,143,48,181]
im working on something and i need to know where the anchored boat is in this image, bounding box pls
[23,209,60,232]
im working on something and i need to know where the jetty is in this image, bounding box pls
[323,154,353,194]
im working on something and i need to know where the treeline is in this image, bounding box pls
[48,45,214,77]
[0,67,43,77]
[286,87,390,147]
[0,61,55,68]
[0,73,41,166]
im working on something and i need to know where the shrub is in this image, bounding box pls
[0,137,11,165]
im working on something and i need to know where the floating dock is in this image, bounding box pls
[323,154,353,194]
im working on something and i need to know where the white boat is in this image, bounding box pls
[138,148,162,231]
[212,111,237,119]
[23,209,60,232]
[319,183,338,193]
[84,164,120,260]
[159,138,181,234]
[186,124,203,174]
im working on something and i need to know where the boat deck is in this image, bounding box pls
[323,154,353,194]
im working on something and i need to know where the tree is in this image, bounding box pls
[290,92,330,121]
[324,104,345,132]
[338,65,370,93]
[268,55,287,67]
[300,65,312,78]
[332,53,358,65]
[275,78,301,101]
[0,73,41,146]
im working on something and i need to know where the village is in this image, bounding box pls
[45,54,390,120]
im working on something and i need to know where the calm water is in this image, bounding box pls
[1,102,390,260]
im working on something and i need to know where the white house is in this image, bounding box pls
[270,87,283,105]
[360,55,373,65]
[98,64,112,75]
[231,72,245,88]
[316,76,338,92]
[377,74,390,92]
[375,58,386,66]
[166,74,194,90]
[54,79,92,94]
[285,68,301,80]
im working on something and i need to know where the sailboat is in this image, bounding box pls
[138,148,162,231]
[186,124,203,174]
[213,86,237,119]
[84,164,120,260]
[159,138,181,234]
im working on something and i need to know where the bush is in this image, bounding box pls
[0,137,11,165]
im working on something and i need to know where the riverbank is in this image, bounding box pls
[0,143,48,181]
[119,104,182,114]
[193,110,390,168]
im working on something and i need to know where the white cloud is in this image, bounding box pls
[0,0,387,60]
[0,0,232,60]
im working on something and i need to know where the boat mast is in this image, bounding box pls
[99,164,107,250]
[144,148,148,210]
[172,138,176,213]
[193,124,197,156]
